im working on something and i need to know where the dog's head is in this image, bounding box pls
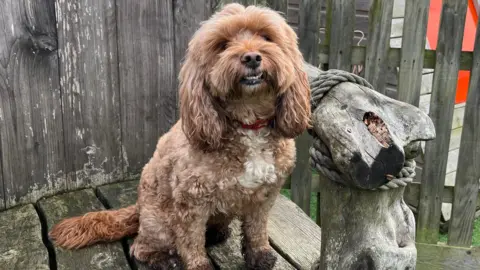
[179,3,311,150]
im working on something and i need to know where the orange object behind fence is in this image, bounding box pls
[426,0,478,104]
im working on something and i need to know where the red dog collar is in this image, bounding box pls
[240,119,271,130]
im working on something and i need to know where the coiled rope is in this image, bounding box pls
[308,69,415,190]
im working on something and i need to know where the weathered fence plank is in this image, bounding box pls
[266,0,287,15]
[297,0,322,66]
[364,0,394,93]
[397,0,430,106]
[290,132,312,214]
[318,45,474,71]
[0,0,65,209]
[56,0,122,189]
[448,19,480,247]
[417,0,468,244]
[326,0,356,71]
[117,0,177,174]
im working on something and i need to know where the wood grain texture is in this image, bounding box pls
[56,0,122,189]
[0,0,65,209]
[297,0,322,66]
[117,0,176,174]
[268,195,322,270]
[397,0,430,106]
[448,20,480,247]
[417,243,480,270]
[266,0,287,15]
[37,189,130,270]
[326,0,355,71]
[290,131,312,214]
[318,45,474,71]
[417,0,468,244]
[0,204,49,269]
[364,0,394,93]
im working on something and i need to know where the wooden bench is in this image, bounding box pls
[0,180,321,270]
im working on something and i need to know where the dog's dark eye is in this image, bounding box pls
[261,35,272,42]
[218,41,228,51]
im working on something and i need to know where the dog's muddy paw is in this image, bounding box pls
[205,225,232,247]
[244,249,277,270]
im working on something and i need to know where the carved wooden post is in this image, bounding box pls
[306,67,436,270]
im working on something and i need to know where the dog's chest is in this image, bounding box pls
[237,130,277,189]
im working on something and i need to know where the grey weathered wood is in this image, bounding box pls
[326,0,356,71]
[208,219,295,270]
[318,44,475,71]
[448,20,480,247]
[37,189,130,270]
[297,0,322,66]
[117,0,177,174]
[0,0,65,208]
[417,0,468,244]
[268,195,322,270]
[364,0,394,93]
[397,0,430,106]
[315,177,417,270]
[416,243,480,270]
[307,64,436,269]
[56,0,122,189]
[290,131,312,214]
[286,0,300,32]
[311,82,435,189]
[266,0,287,15]
[0,204,49,269]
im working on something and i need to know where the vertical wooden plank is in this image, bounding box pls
[417,0,468,244]
[289,0,322,214]
[266,0,287,15]
[290,131,312,214]
[0,152,3,209]
[118,0,176,174]
[298,0,323,66]
[56,0,122,189]
[173,0,216,117]
[286,0,300,32]
[448,19,480,247]
[364,0,394,93]
[397,0,430,106]
[326,0,356,71]
[0,0,65,208]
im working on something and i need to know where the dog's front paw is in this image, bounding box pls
[244,248,277,270]
[205,225,232,247]
[132,251,183,270]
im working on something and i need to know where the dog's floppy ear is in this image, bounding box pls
[274,39,311,138]
[179,57,228,151]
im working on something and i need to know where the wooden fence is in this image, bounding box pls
[0,0,219,209]
[1,0,480,266]
[279,0,480,267]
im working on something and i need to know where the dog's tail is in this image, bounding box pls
[48,205,139,249]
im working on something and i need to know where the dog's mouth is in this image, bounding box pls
[240,72,265,86]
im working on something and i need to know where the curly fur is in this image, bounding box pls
[49,3,311,270]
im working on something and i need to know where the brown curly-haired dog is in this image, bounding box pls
[49,3,310,270]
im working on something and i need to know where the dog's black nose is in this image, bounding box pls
[241,52,262,68]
